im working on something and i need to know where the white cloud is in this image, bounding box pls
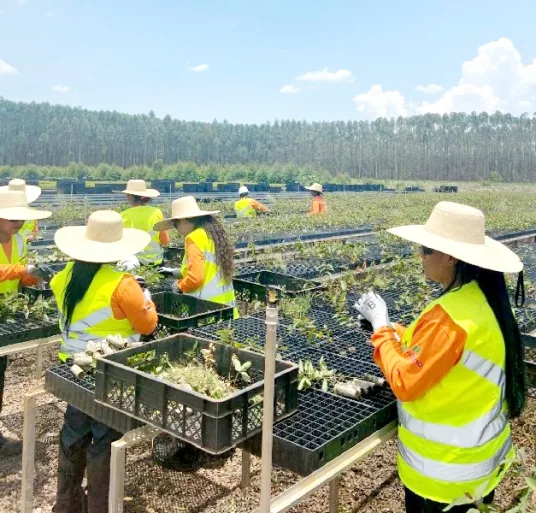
[190,64,209,72]
[279,84,301,94]
[353,85,408,118]
[297,68,354,83]
[415,84,444,95]
[0,59,18,75]
[45,12,53,18]
[53,85,70,93]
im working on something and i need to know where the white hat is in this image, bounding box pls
[305,183,323,193]
[154,196,220,231]
[117,179,160,198]
[0,179,42,203]
[55,210,151,263]
[388,201,523,273]
[0,190,51,221]
[239,186,249,195]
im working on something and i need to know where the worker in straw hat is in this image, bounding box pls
[355,201,526,513]
[157,196,238,318]
[117,179,170,266]
[50,210,158,513]
[305,183,327,215]
[0,178,43,241]
[0,190,51,451]
[234,185,270,218]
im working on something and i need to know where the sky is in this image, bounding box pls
[1,0,536,123]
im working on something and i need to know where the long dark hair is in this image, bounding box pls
[445,262,526,418]
[63,261,103,335]
[191,216,234,282]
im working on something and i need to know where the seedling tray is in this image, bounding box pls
[94,333,298,454]
[151,292,234,330]
[522,334,536,398]
[0,314,60,348]
[234,271,323,301]
[243,387,396,475]
[46,364,141,433]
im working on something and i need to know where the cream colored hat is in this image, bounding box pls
[305,183,323,193]
[0,179,42,203]
[0,190,51,221]
[388,201,522,273]
[55,210,151,263]
[154,196,220,231]
[118,179,160,198]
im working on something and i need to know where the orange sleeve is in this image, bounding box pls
[371,304,466,402]
[159,230,170,245]
[177,238,205,293]
[111,275,158,335]
[309,197,320,215]
[0,263,30,282]
[250,199,269,213]
[33,221,38,234]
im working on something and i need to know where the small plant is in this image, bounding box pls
[297,357,336,392]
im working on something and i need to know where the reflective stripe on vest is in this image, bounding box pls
[235,198,256,218]
[120,206,164,264]
[0,233,27,294]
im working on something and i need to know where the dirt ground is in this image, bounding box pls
[1,346,535,513]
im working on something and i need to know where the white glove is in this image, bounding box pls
[159,267,181,278]
[354,291,390,332]
[171,281,181,294]
[143,288,152,302]
[118,255,140,271]
[26,264,36,274]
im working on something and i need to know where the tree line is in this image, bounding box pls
[1,97,536,182]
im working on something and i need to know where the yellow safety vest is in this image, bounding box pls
[21,220,37,239]
[120,206,164,265]
[235,198,257,218]
[180,227,238,317]
[398,280,513,504]
[0,233,27,294]
[50,262,139,361]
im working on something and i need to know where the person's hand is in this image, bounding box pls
[354,291,390,332]
[143,288,152,302]
[171,281,182,294]
[159,267,181,278]
[26,264,54,283]
[118,256,140,271]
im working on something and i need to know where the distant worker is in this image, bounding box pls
[234,186,269,218]
[157,196,238,318]
[118,179,169,265]
[50,210,157,513]
[0,179,43,241]
[0,190,51,451]
[305,183,327,215]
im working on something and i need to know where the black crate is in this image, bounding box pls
[163,245,184,262]
[234,271,323,301]
[243,387,396,475]
[151,292,234,330]
[46,365,141,433]
[0,314,60,348]
[94,333,298,453]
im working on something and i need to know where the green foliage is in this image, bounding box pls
[297,357,336,392]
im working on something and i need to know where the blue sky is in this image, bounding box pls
[1,0,536,123]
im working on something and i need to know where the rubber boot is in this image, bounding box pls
[52,438,87,513]
[86,448,113,513]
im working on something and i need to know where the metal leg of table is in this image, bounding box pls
[241,450,251,489]
[329,477,340,513]
[20,386,46,513]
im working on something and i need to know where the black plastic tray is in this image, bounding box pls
[151,292,234,330]
[522,334,536,399]
[94,333,298,454]
[0,315,60,348]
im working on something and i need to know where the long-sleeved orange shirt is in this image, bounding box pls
[0,263,39,286]
[309,195,327,215]
[177,238,205,293]
[249,199,269,213]
[371,304,466,402]
[159,230,170,246]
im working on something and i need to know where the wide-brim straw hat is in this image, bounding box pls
[0,190,51,221]
[55,210,151,263]
[154,196,220,231]
[388,201,522,273]
[305,183,323,193]
[0,179,42,203]
[117,179,160,198]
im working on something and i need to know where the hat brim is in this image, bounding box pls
[116,189,161,198]
[0,206,51,221]
[387,225,523,273]
[305,186,323,193]
[0,185,42,203]
[154,210,220,231]
[54,227,151,263]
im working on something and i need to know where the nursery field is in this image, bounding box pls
[1,190,536,513]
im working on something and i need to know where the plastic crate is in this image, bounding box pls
[233,271,323,301]
[94,333,298,453]
[243,387,396,475]
[0,314,60,348]
[45,364,141,433]
[151,292,234,330]
[163,246,184,262]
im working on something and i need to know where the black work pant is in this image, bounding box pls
[405,487,495,513]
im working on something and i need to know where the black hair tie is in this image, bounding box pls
[515,271,525,308]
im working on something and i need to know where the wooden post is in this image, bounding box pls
[109,440,127,513]
[328,477,340,513]
[241,450,251,489]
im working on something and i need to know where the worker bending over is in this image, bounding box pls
[157,196,238,317]
[305,183,327,214]
[234,186,269,218]
[50,210,157,513]
[0,190,51,451]
[356,201,526,513]
[0,179,43,241]
[118,179,169,265]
